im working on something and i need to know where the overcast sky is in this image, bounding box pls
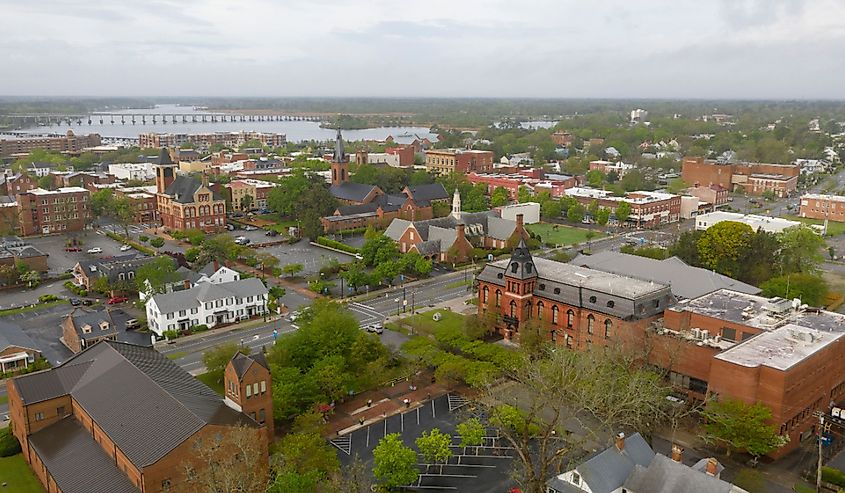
[1,0,844,98]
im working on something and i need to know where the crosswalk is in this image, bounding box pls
[447,393,469,412]
[349,301,385,326]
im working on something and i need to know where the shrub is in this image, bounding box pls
[316,236,359,254]
[150,237,165,248]
[192,324,209,333]
[139,235,150,243]
[38,294,59,303]
[0,427,21,457]
[823,467,845,488]
[170,230,186,240]
[162,329,179,340]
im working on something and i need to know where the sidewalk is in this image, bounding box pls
[156,313,283,349]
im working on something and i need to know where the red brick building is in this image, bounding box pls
[321,183,450,233]
[425,149,494,175]
[154,149,226,233]
[0,130,101,158]
[476,242,671,343]
[17,186,91,236]
[551,131,573,146]
[0,173,36,197]
[681,156,799,197]
[225,352,273,442]
[386,145,416,167]
[114,186,158,224]
[799,193,845,222]
[685,184,730,207]
[648,290,845,458]
[467,172,577,199]
[565,187,681,228]
[7,341,269,493]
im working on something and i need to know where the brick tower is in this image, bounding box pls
[224,351,274,441]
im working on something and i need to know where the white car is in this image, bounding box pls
[119,244,132,252]
[244,225,257,231]
[87,247,103,254]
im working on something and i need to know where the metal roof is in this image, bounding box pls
[0,319,40,352]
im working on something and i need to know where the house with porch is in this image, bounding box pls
[0,320,41,375]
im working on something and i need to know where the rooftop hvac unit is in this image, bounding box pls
[691,328,701,340]
[701,330,709,340]
[713,335,722,343]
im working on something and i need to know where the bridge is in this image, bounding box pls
[0,113,325,126]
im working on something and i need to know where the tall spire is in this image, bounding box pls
[507,238,536,280]
[334,128,345,163]
[451,188,462,219]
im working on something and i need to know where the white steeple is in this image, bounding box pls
[451,188,462,219]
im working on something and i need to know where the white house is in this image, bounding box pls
[108,162,157,181]
[145,277,268,337]
[139,262,241,302]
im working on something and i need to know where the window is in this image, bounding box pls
[35,412,44,421]
[57,406,65,416]
[179,310,186,317]
[741,331,754,341]
[525,301,532,319]
[604,319,612,338]
[551,306,559,324]
[607,300,615,308]
[260,380,266,393]
[509,300,517,318]
[511,262,518,273]
[589,296,596,303]
[721,327,737,341]
[495,290,502,307]
[566,309,574,328]
[587,315,594,334]
[653,299,660,308]
[525,263,533,274]
[537,301,544,320]
[253,382,259,395]
[167,313,174,320]
[550,330,556,343]
[191,307,198,314]
[258,408,266,424]
[482,286,489,304]
[246,385,252,398]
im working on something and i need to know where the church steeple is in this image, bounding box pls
[506,238,536,280]
[451,188,462,219]
[331,128,349,186]
[334,128,345,163]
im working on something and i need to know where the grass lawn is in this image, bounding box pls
[166,351,187,360]
[783,215,845,237]
[0,299,67,317]
[256,214,298,234]
[444,279,472,289]
[0,454,43,493]
[526,223,604,246]
[393,309,466,336]
[197,372,225,396]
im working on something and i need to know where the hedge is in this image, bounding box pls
[0,427,21,457]
[823,467,845,488]
[104,231,156,255]
[316,236,359,254]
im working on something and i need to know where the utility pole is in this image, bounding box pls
[815,411,825,493]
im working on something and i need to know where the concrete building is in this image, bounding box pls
[108,162,157,181]
[6,340,269,493]
[649,290,845,458]
[681,156,799,198]
[496,202,540,224]
[425,149,494,175]
[145,277,268,337]
[799,193,845,222]
[225,179,278,212]
[353,151,401,167]
[154,149,226,233]
[630,108,649,124]
[565,187,681,228]
[139,131,286,149]
[17,187,91,236]
[476,241,671,343]
[695,211,800,233]
[0,130,101,158]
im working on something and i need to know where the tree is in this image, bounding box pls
[732,468,766,493]
[566,203,585,223]
[490,186,510,207]
[761,273,828,306]
[539,197,562,219]
[181,424,268,493]
[111,196,136,238]
[464,183,489,212]
[361,234,399,267]
[779,226,825,274]
[202,343,248,386]
[37,175,54,190]
[90,188,114,219]
[702,398,788,458]
[373,433,419,489]
[456,418,485,450]
[150,237,165,249]
[667,177,689,194]
[595,207,610,226]
[615,201,631,224]
[670,230,702,266]
[587,199,600,219]
[517,185,532,204]
[341,263,370,293]
[416,428,452,473]
[240,193,254,211]
[135,256,179,297]
[586,169,605,187]
[282,263,304,278]
[270,412,340,490]
[697,221,754,278]
[255,252,279,275]
[328,454,372,493]
[0,265,18,286]
[20,270,40,289]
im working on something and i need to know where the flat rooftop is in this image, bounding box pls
[716,323,841,370]
[802,193,845,202]
[696,211,800,231]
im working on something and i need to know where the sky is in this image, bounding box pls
[1,0,844,98]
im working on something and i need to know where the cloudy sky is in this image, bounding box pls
[1,0,843,98]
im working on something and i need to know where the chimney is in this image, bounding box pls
[456,224,466,244]
[705,457,719,476]
[516,213,524,230]
[213,259,220,272]
[614,432,625,452]
[671,444,683,462]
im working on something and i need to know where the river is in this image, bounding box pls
[13,104,439,143]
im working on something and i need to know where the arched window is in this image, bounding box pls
[537,301,544,320]
[509,300,517,318]
[525,262,533,274]
[550,330,556,343]
[482,286,489,304]
[604,319,612,338]
[495,290,502,307]
[566,309,574,328]
[551,305,559,324]
[525,301,532,319]
[511,262,519,273]
[587,314,595,334]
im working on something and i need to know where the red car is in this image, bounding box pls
[107,296,129,305]
[64,247,81,252]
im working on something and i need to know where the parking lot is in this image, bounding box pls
[257,241,356,276]
[26,230,141,276]
[331,394,516,492]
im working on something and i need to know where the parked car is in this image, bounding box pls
[366,323,384,334]
[81,299,93,306]
[226,224,236,231]
[125,318,141,329]
[107,296,129,305]
[265,230,278,237]
[119,244,132,252]
[69,298,80,306]
[64,246,82,252]
[244,225,257,231]
[87,247,103,254]
[234,236,251,245]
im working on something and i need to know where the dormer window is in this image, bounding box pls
[511,262,519,273]
[100,321,110,331]
[525,263,533,274]
[81,324,92,334]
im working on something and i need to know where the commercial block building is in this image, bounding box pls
[7,340,269,493]
[476,241,672,344]
[386,145,416,167]
[799,193,845,222]
[0,131,101,158]
[225,179,278,212]
[17,187,91,236]
[108,162,157,181]
[682,156,799,197]
[565,187,681,228]
[425,149,494,175]
[695,211,800,233]
[467,172,577,199]
[139,131,286,149]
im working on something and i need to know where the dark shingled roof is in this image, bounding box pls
[68,308,116,341]
[230,352,270,379]
[0,319,40,352]
[157,147,174,165]
[405,183,449,206]
[163,175,222,204]
[329,182,380,202]
[13,341,255,469]
[29,418,140,493]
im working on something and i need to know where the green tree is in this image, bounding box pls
[37,175,54,190]
[760,273,828,306]
[697,221,755,278]
[595,207,610,226]
[666,177,689,194]
[670,229,703,266]
[566,203,585,223]
[540,197,562,219]
[111,196,136,238]
[373,433,419,489]
[150,237,165,249]
[702,398,788,458]
[282,263,304,277]
[20,270,40,289]
[587,199,600,219]
[517,185,532,204]
[271,412,340,487]
[240,193,254,211]
[361,234,399,267]
[779,226,825,274]
[490,186,511,207]
[90,188,114,219]
[340,263,369,293]
[615,201,631,223]
[586,169,605,187]
[456,418,485,449]
[255,252,279,275]
[135,256,179,297]
[464,183,489,212]
[202,343,248,386]
[416,428,453,473]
